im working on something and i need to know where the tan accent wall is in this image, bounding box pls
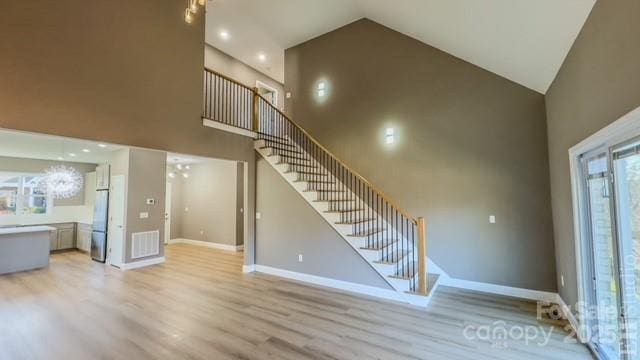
[0,0,257,265]
[284,19,555,291]
[545,0,640,306]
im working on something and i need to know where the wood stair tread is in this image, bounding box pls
[294,180,335,184]
[374,250,411,265]
[360,240,398,250]
[272,154,310,162]
[303,189,346,193]
[324,209,365,213]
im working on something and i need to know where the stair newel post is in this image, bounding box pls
[252,87,260,133]
[417,217,428,295]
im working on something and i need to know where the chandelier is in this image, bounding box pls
[185,0,206,24]
[39,165,84,200]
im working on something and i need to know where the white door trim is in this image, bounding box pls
[256,80,278,107]
[568,105,640,334]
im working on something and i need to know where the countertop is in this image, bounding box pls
[0,226,56,236]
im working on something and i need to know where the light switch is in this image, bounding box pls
[146,198,156,205]
[139,212,149,219]
[286,92,292,99]
[256,212,261,219]
[489,215,496,224]
[298,254,303,262]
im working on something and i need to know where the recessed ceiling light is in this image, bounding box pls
[185,165,191,170]
[57,157,64,161]
[98,144,107,148]
[69,153,77,157]
[168,172,175,179]
[176,164,183,170]
[258,53,266,62]
[219,30,229,40]
[182,173,189,179]
[82,149,90,153]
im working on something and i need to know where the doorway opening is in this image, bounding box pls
[165,153,246,253]
[256,80,278,107]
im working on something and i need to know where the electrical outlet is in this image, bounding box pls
[286,92,292,99]
[561,275,565,287]
[185,207,189,212]
[489,215,496,224]
[200,230,204,235]
[256,212,262,219]
[298,254,303,262]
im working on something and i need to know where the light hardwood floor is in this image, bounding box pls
[0,244,592,360]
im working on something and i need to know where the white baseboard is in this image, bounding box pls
[120,256,165,271]
[203,118,257,138]
[254,264,409,304]
[243,264,256,273]
[168,238,243,252]
[439,277,559,303]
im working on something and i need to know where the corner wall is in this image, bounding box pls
[545,0,640,306]
[284,18,555,292]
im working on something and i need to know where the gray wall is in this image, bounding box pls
[168,172,183,240]
[545,0,640,306]
[285,19,555,291]
[169,159,239,246]
[205,44,285,108]
[0,156,96,206]
[256,157,392,289]
[0,0,258,266]
[124,148,167,263]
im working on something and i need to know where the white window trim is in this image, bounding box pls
[568,105,640,339]
[0,171,53,218]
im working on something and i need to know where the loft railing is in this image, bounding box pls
[203,68,428,295]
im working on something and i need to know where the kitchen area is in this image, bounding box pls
[0,130,125,274]
[0,129,169,275]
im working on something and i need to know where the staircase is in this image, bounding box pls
[203,68,439,307]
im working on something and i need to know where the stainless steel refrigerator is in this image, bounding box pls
[91,189,109,262]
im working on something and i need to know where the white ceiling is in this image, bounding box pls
[205,0,595,93]
[0,129,125,164]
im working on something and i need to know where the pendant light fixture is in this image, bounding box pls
[39,165,84,199]
[184,0,206,24]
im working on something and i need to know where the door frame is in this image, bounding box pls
[165,181,172,245]
[107,174,126,268]
[256,80,278,107]
[569,106,640,350]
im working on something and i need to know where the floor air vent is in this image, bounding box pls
[131,230,160,259]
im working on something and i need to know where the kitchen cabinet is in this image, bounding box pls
[76,223,92,253]
[48,223,76,251]
[96,165,110,190]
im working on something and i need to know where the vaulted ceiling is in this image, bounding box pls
[205,0,595,94]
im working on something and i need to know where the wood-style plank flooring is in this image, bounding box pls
[0,244,593,359]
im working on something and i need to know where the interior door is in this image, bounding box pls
[108,175,125,268]
[582,151,622,359]
[165,181,172,244]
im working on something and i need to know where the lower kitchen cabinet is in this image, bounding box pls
[76,223,92,253]
[48,223,77,251]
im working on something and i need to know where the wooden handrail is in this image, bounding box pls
[254,94,418,225]
[204,67,254,91]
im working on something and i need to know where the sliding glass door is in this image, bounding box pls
[582,151,622,359]
[612,142,640,359]
[580,141,640,359]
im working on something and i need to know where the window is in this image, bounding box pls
[0,173,51,216]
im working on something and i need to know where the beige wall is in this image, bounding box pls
[0,0,258,266]
[256,158,392,288]
[285,19,555,291]
[169,159,239,246]
[205,45,285,108]
[545,0,640,306]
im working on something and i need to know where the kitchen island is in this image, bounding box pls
[0,226,54,275]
